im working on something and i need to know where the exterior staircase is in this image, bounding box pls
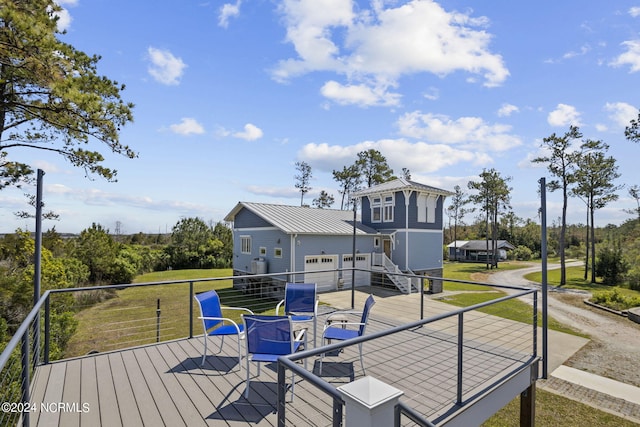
[373,253,420,294]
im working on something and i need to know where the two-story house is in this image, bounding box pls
[224,178,452,294]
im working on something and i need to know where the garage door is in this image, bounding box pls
[342,254,371,288]
[304,255,338,292]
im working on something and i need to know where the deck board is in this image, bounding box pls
[96,355,122,427]
[108,352,144,427]
[28,291,537,426]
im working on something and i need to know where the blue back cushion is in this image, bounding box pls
[244,315,292,355]
[196,290,224,331]
[359,295,376,335]
[284,283,316,313]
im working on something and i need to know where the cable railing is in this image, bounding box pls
[278,286,539,427]
[1,265,540,426]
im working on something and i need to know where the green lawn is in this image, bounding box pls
[441,262,584,337]
[65,268,278,357]
[483,388,639,427]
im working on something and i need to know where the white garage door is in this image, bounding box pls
[304,255,338,292]
[342,254,371,288]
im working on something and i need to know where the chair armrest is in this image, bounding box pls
[223,307,254,314]
[198,316,243,333]
[323,321,365,331]
[275,299,285,315]
[294,328,306,342]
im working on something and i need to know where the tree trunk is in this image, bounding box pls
[590,193,596,283]
[584,206,589,281]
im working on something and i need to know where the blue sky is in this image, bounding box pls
[2,0,640,234]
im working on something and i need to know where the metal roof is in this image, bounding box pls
[224,202,379,235]
[352,178,453,198]
[447,240,515,250]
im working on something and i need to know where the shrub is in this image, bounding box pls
[511,245,533,261]
[596,246,629,285]
[591,289,640,311]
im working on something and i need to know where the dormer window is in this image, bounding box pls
[370,194,394,223]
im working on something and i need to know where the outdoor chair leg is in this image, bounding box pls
[201,335,208,365]
[359,343,366,375]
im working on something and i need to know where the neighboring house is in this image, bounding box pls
[224,178,452,294]
[447,240,515,262]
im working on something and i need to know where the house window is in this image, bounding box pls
[259,247,267,256]
[240,236,252,254]
[371,194,394,222]
[371,197,382,222]
[374,237,380,248]
[383,194,394,222]
[274,248,283,258]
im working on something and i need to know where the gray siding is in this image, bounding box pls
[290,234,377,273]
[234,207,272,228]
[232,228,290,274]
[381,230,443,272]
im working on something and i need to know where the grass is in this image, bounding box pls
[524,266,610,292]
[441,262,586,337]
[483,388,640,427]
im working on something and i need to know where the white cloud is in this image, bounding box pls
[547,104,582,127]
[169,118,205,135]
[603,102,638,129]
[219,1,241,28]
[299,138,491,175]
[51,0,77,32]
[147,47,187,85]
[273,0,508,107]
[396,111,522,152]
[423,87,439,100]
[320,81,401,107]
[233,123,263,141]
[497,103,519,117]
[610,40,640,72]
[562,44,591,59]
[630,7,640,18]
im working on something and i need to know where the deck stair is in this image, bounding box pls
[374,253,418,294]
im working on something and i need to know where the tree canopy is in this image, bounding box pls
[0,0,135,189]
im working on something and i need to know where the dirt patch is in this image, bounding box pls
[551,293,640,388]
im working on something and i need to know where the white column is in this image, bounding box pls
[337,376,404,427]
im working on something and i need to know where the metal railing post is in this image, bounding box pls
[333,397,343,427]
[457,312,464,404]
[189,281,194,338]
[156,299,161,343]
[533,291,538,358]
[44,296,50,364]
[277,362,287,427]
[21,333,30,427]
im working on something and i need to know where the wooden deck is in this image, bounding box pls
[28,290,537,426]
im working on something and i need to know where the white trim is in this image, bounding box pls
[232,226,280,232]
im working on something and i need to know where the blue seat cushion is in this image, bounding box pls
[208,324,244,336]
[290,315,313,322]
[323,327,359,341]
[250,341,303,362]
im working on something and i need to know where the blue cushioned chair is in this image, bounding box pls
[319,294,375,375]
[242,314,307,399]
[276,283,318,347]
[194,290,254,368]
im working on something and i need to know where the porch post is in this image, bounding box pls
[337,376,403,427]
